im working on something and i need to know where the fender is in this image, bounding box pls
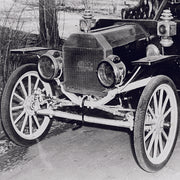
[131,55,180,66]
[10,47,62,66]
[10,47,50,55]
[131,54,180,90]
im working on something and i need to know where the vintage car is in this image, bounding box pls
[1,0,180,172]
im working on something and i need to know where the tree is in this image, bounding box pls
[39,0,60,48]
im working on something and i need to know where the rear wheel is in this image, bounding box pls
[1,64,53,146]
[134,75,179,172]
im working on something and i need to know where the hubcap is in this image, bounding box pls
[23,95,39,116]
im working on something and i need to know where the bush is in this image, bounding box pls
[0,3,39,89]
[0,2,40,138]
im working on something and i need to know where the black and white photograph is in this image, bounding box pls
[0,0,180,179]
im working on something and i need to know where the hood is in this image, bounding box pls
[92,23,149,48]
[64,23,150,57]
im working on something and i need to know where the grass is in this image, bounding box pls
[0,26,39,86]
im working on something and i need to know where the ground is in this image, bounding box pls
[0,123,180,180]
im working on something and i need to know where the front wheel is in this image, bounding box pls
[1,64,53,146]
[134,75,179,172]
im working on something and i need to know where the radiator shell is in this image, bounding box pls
[63,24,148,96]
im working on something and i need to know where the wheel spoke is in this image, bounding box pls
[12,105,24,111]
[34,78,40,90]
[153,134,158,158]
[33,115,40,128]
[158,133,164,153]
[158,89,164,114]
[161,95,169,114]
[163,122,170,128]
[29,116,33,135]
[144,126,155,141]
[28,75,31,96]
[153,93,158,115]
[163,107,172,119]
[13,92,25,102]
[162,129,168,141]
[21,113,28,133]
[20,81,27,98]
[13,110,26,124]
[147,106,156,119]
[147,131,156,154]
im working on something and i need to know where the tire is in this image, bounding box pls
[1,64,53,146]
[134,75,179,172]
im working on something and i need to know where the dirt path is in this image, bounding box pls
[1,124,180,180]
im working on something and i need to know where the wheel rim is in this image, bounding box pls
[10,71,52,140]
[143,84,178,164]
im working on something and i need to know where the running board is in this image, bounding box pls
[37,109,134,130]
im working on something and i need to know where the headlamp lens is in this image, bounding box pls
[38,56,55,80]
[98,61,115,87]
